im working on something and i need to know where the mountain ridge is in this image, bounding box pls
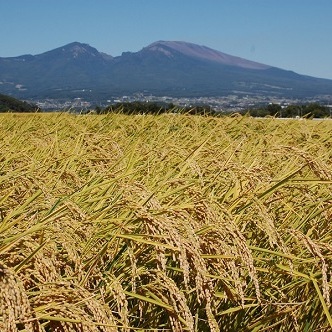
[0,41,332,100]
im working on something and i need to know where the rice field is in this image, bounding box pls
[1,112,332,331]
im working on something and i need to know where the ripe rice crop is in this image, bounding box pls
[0,112,332,331]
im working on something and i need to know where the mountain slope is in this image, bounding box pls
[143,41,270,69]
[0,41,332,99]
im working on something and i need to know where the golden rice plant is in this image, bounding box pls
[0,112,331,331]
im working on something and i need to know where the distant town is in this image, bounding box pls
[33,93,332,113]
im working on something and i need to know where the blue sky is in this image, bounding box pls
[1,0,331,79]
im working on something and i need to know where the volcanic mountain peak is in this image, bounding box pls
[62,42,97,58]
[35,42,112,61]
[145,40,271,70]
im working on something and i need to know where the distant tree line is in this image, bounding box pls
[95,101,332,119]
[95,101,216,116]
[244,103,331,118]
[0,94,40,113]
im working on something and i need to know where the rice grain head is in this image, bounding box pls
[0,262,40,332]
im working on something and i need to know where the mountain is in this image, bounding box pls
[0,42,114,99]
[1,41,332,100]
[110,41,332,97]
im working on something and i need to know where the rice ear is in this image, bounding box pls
[0,262,40,332]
